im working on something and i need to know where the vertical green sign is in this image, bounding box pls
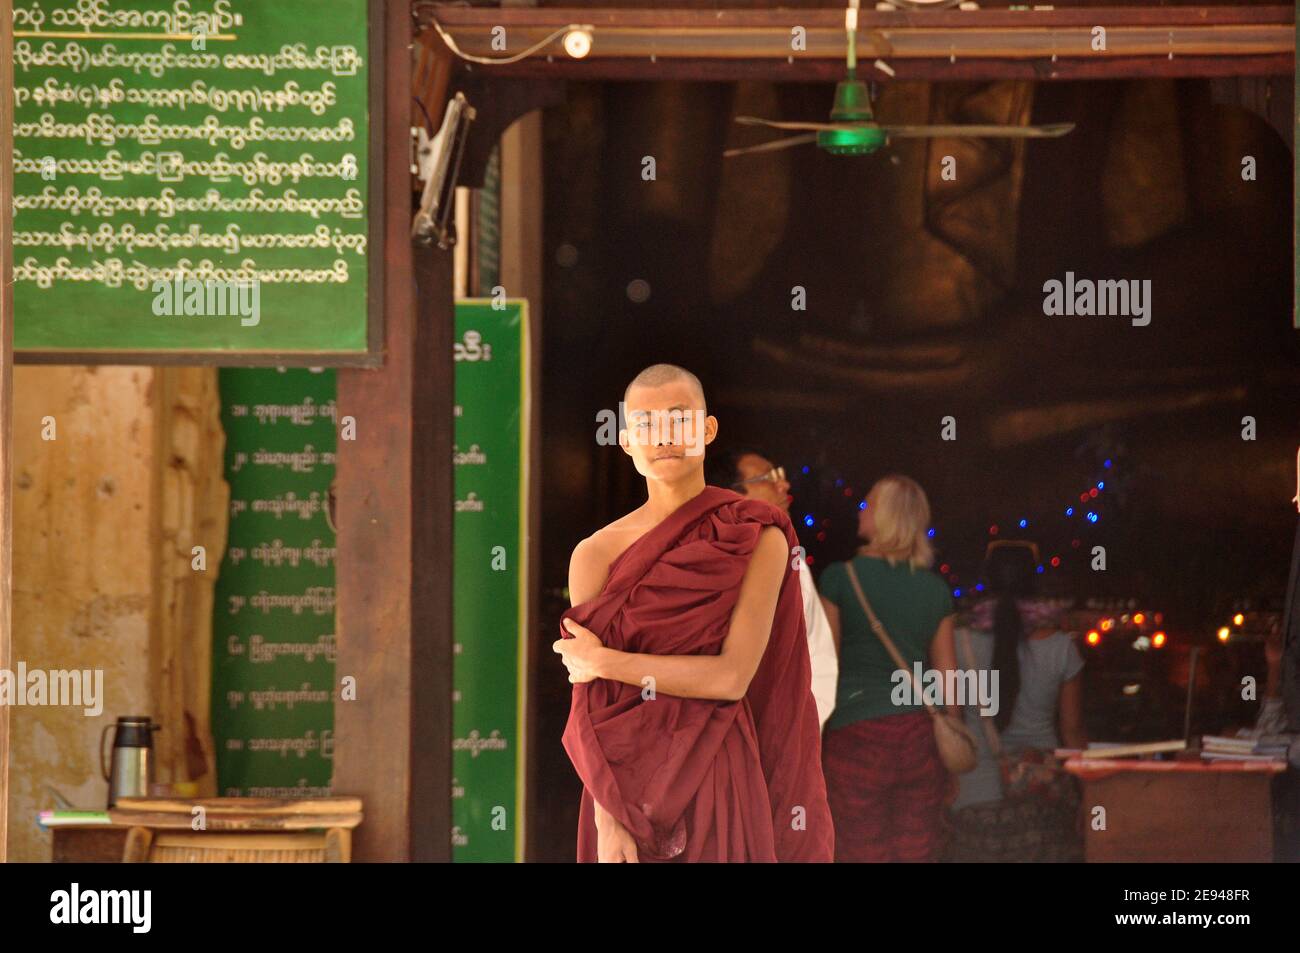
[453,299,528,862]
[212,368,337,796]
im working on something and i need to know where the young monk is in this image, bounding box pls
[553,363,834,862]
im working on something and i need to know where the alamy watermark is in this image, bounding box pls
[595,403,709,457]
[50,883,151,933]
[0,662,103,716]
[1042,272,1151,327]
[891,663,1000,716]
[152,275,261,327]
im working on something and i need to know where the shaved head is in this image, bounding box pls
[619,363,717,467]
[624,363,707,412]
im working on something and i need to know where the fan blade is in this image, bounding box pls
[878,122,1076,139]
[734,116,856,133]
[724,134,817,158]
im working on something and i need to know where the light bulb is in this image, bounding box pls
[564,29,593,59]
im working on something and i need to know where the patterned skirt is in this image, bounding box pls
[944,788,1084,862]
[822,711,949,862]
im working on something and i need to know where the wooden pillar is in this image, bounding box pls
[0,0,14,863]
[499,111,545,860]
[332,0,453,861]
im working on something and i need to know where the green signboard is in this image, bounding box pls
[212,367,337,797]
[453,299,529,862]
[11,0,380,360]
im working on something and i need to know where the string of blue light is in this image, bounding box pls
[796,459,1116,599]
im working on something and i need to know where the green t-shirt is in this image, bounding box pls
[818,554,954,730]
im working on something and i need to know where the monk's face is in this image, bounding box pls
[620,380,717,482]
[735,453,791,511]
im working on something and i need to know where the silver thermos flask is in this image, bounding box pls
[100,716,160,808]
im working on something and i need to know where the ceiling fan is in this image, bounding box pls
[725,0,1075,158]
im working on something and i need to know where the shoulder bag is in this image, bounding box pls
[844,562,977,775]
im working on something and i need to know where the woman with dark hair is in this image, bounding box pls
[945,542,1088,862]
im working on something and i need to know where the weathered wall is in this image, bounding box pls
[7,366,156,862]
[6,365,227,860]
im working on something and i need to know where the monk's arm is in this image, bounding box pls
[594,526,788,701]
[566,536,631,842]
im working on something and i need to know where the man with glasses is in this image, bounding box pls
[706,449,838,730]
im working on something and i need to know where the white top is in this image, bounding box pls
[799,568,838,729]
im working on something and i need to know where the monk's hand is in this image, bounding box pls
[554,618,604,683]
[594,803,640,863]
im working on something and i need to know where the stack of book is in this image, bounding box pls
[1199,734,1289,763]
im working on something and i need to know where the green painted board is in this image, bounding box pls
[211,368,337,797]
[453,299,529,862]
[11,1,381,360]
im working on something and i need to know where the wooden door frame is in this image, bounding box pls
[1,0,15,863]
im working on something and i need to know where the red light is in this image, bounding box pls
[939,564,950,574]
[1080,493,1089,503]
[1089,488,1099,498]
[1086,630,1101,646]
[1050,556,1061,567]
[1152,631,1166,648]
[989,525,999,535]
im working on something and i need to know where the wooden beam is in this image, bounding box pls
[422,5,1294,81]
[411,244,455,862]
[423,5,1296,30]
[333,0,453,862]
[444,54,1292,82]
[0,0,12,864]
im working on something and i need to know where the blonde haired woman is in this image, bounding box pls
[818,475,958,861]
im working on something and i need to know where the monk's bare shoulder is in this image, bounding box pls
[752,524,789,573]
[568,534,611,605]
[568,513,647,605]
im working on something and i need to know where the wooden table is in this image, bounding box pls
[1064,757,1285,862]
[49,797,363,863]
[52,826,130,863]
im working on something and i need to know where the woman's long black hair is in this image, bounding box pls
[987,546,1038,732]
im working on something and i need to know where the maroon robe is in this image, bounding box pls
[560,486,834,862]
